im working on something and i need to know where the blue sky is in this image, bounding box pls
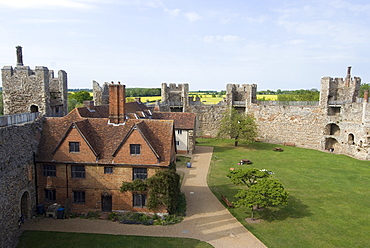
[0,0,369,91]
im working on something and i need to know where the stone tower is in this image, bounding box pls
[92,80,109,106]
[161,83,189,112]
[225,83,257,112]
[320,66,361,106]
[1,46,68,117]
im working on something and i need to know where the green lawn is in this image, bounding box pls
[18,231,213,248]
[198,138,370,248]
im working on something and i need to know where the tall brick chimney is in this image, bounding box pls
[16,45,23,66]
[345,66,351,87]
[364,90,369,103]
[109,82,126,124]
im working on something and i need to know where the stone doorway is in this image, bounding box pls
[101,194,112,212]
[325,138,338,151]
[325,123,340,135]
[20,191,30,219]
[30,105,38,113]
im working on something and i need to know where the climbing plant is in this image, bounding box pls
[120,169,181,214]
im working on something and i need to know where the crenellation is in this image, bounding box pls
[1,47,67,117]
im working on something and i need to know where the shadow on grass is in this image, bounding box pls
[200,140,283,153]
[258,196,312,222]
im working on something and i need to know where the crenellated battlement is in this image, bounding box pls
[1,46,68,117]
[320,66,361,106]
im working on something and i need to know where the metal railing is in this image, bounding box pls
[0,112,40,127]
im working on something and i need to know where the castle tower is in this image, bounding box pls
[226,83,257,112]
[161,83,189,112]
[1,46,68,117]
[93,80,109,106]
[319,67,361,112]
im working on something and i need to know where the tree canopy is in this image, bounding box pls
[69,90,93,104]
[228,168,289,219]
[227,168,271,187]
[234,178,289,218]
[360,83,370,98]
[216,108,258,146]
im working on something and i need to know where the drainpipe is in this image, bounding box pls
[66,164,69,199]
[33,152,38,206]
[362,90,369,124]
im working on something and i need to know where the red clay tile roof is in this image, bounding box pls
[152,112,196,130]
[37,111,174,166]
[76,102,152,119]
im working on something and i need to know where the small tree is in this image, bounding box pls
[217,108,258,146]
[360,83,370,98]
[227,168,270,187]
[234,178,289,219]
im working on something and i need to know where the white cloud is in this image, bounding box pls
[114,0,163,8]
[0,0,97,9]
[21,18,83,24]
[288,39,306,45]
[222,35,241,42]
[184,12,201,22]
[220,18,231,24]
[164,8,181,17]
[245,15,267,23]
[203,35,241,43]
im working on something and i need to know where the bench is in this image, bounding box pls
[240,159,252,164]
[221,194,234,208]
[273,147,283,152]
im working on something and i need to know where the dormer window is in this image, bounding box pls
[69,142,80,153]
[130,144,141,155]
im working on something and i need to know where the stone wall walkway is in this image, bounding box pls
[22,146,266,248]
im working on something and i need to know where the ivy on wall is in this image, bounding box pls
[120,169,181,214]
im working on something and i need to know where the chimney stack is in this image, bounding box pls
[84,100,95,110]
[109,83,126,124]
[345,66,351,87]
[364,90,369,103]
[16,46,23,66]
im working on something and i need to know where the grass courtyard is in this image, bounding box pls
[17,231,212,248]
[198,138,370,248]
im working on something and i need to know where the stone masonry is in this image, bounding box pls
[1,46,68,117]
[0,118,43,248]
[159,67,370,160]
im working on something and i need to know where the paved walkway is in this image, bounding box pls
[22,146,266,248]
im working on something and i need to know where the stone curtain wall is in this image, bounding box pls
[249,105,327,149]
[188,105,229,137]
[0,119,43,248]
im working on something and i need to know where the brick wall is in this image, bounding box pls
[37,163,164,213]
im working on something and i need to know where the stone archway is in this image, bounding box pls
[30,105,38,113]
[324,123,341,135]
[348,133,355,145]
[20,191,30,219]
[325,138,339,151]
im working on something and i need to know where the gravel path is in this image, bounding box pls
[22,146,267,248]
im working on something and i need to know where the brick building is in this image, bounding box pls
[152,112,196,154]
[35,83,176,213]
[78,94,196,154]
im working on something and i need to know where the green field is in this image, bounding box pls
[198,138,370,248]
[132,94,277,105]
[18,231,213,248]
